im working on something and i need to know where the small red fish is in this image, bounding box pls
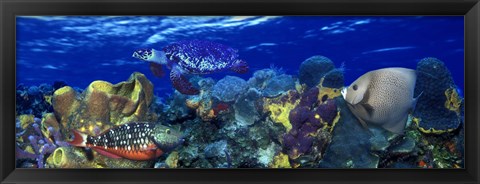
[68,122,183,161]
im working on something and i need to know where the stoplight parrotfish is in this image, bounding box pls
[132,40,249,95]
[68,122,184,161]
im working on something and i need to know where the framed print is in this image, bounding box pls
[1,0,479,183]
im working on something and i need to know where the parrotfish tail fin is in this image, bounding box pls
[382,115,408,135]
[411,91,423,113]
[149,63,165,78]
[231,59,249,74]
[91,148,122,159]
[67,130,87,147]
[170,66,200,95]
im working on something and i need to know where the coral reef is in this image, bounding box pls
[282,80,342,162]
[269,152,292,168]
[257,142,280,167]
[247,69,277,89]
[321,69,345,89]
[413,57,463,134]
[212,76,248,102]
[204,140,228,158]
[45,147,102,168]
[234,88,262,126]
[165,151,179,168]
[15,116,68,168]
[248,69,296,98]
[15,55,464,169]
[185,78,233,122]
[52,72,155,138]
[162,91,192,122]
[262,74,296,98]
[262,74,342,165]
[298,55,335,88]
[16,83,57,117]
[17,73,157,168]
[263,90,301,132]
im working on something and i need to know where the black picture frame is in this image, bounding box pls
[1,0,479,183]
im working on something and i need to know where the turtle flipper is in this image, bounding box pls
[149,63,165,78]
[170,66,200,95]
[230,59,249,74]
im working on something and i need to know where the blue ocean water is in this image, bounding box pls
[16,16,464,96]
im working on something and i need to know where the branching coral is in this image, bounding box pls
[16,116,68,168]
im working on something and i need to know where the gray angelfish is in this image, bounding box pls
[341,67,422,134]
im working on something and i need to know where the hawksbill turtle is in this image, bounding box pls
[132,40,249,95]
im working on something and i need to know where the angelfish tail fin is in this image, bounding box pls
[67,130,88,147]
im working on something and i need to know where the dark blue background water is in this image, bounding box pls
[16,16,464,97]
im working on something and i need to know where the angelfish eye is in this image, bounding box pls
[166,129,171,134]
[352,84,358,91]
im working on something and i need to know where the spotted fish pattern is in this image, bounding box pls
[68,122,183,161]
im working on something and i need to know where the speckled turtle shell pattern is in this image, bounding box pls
[162,40,239,74]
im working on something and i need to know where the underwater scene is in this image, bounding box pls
[15,16,464,168]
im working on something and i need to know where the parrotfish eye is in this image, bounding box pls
[166,129,171,134]
[352,84,358,91]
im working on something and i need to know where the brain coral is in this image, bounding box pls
[212,76,248,102]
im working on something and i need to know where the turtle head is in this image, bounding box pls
[132,48,154,61]
[132,48,167,64]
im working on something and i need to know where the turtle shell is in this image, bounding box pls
[162,40,239,74]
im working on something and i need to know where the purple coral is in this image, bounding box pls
[299,87,319,107]
[314,99,337,125]
[282,132,314,159]
[16,117,68,168]
[282,88,338,160]
[289,106,311,133]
